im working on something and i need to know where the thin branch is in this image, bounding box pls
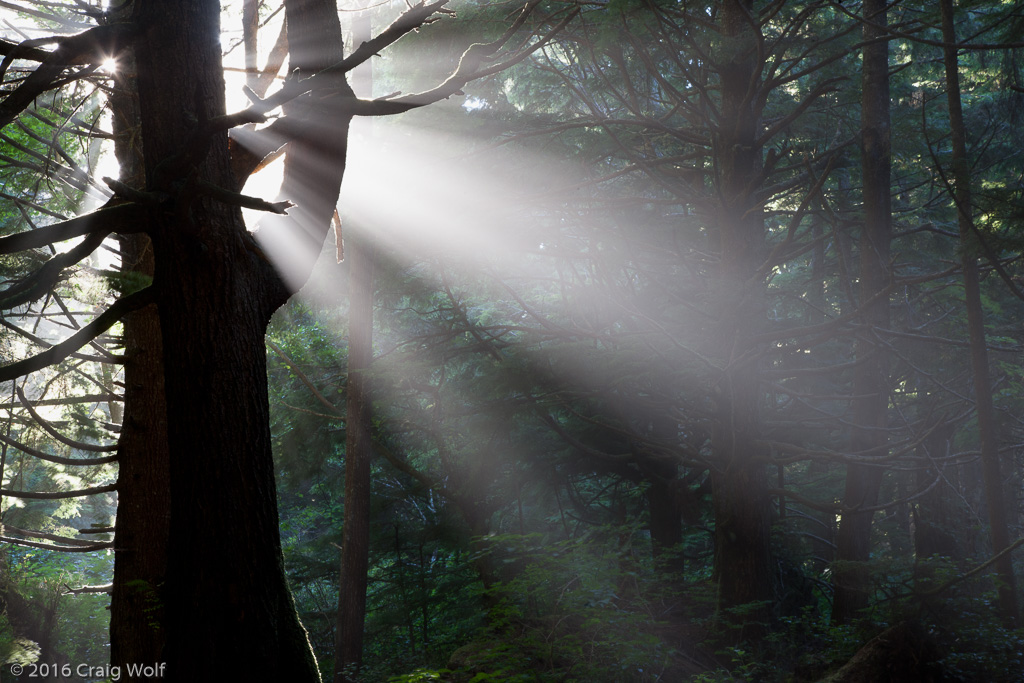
[0,534,111,552]
[0,23,135,129]
[356,5,578,116]
[1,523,105,547]
[0,317,112,365]
[64,583,113,594]
[0,433,117,466]
[16,386,117,452]
[0,229,109,311]
[917,538,1024,598]
[0,287,151,382]
[266,339,344,418]
[0,392,119,408]
[0,482,117,500]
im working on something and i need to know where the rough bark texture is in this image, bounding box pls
[108,11,171,674]
[709,0,774,638]
[129,1,335,679]
[940,0,1019,627]
[832,0,892,625]
[110,237,168,680]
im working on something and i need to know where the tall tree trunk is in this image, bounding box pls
[832,0,892,625]
[335,7,375,680]
[335,227,375,681]
[709,0,774,638]
[131,1,332,678]
[108,6,171,674]
[940,0,1019,627]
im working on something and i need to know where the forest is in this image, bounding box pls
[1,0,1024,681]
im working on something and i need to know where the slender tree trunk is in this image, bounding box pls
[335,7,375,681]
[940,0,1019,627]
[832,0,892,625]
[709,0,774,638]
[335,230,375,682]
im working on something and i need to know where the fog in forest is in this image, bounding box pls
[1,1,1024,682]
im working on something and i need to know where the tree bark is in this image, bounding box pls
[709,0,774,638]
[108,7,171,674]
[335,229,375,682]
[130,1,337,678]
[335,7,375,680]
[832,0,892,625]
[940,0,1019,628]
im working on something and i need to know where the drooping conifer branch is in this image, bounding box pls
[0,230,109,311]
[0,287,153,382]
[0,482,117,500]
[0,534,112,552]
[16,386,118,452]
[2,524,109,547]
[0,433,117,466]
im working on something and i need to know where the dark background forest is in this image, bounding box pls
[1,0,1024,681]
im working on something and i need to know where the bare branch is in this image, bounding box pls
[0,433,117,466]
[196,180,294,214]
[0,392,119,408]
[355,4,578,116]
[1,523,106,547]
[0,318,113,365]
[64,583,113,594]
[324,0,453,77]
[0,287,152,382]
[0,534,111,552]
[0,23,135,130]
[0,202,148,255]
[0,482,117,500]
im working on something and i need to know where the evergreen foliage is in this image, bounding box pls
[3,0,1024,681]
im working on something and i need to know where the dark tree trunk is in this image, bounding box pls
[940,0,1019,627]
[832,0,892,625]
[646,457,685,577]
[709,0,774,638]
[110,244,169,679]
[108,11,171,675]
[335,8,375,680]
[128,0,342,678]
[156,241,316,681]
[640,408,684,576]
[334,228,375,681]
